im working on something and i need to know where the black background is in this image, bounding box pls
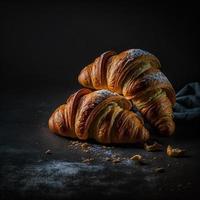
[0,1,200,200]
[0,1,199,91]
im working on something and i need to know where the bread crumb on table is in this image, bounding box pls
[45,149,52,154]
[155,167,165,173]
[111,157,121,163]
[166,145,186,157]
[80,143,90,149]
[144,142,163,152]
[130,154,142,161]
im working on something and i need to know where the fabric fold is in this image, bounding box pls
[173,82,200,120]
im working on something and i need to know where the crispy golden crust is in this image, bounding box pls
[66,88,91,130]
[78,49,176,135]
[91,51,116,89]
[48,89,149,144]
[48,104,76,138]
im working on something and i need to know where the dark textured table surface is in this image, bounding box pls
[0,87,200,200]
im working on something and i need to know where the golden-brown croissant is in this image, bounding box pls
[78,49,176,135]
[48,88,149,144]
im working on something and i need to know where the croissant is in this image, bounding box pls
[48,88,149,144]
[78,49,176,136]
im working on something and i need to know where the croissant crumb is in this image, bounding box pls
[111,157,121,163]
[45,149,52,154]
[144,142,163,152]
[155,167,165,173]
[166,145,186,157]
[130,154,142,161]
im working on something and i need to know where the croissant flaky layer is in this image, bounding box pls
[78,49,176,135]
[48,88,149,144]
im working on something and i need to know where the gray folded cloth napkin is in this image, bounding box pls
[173,82,200,120]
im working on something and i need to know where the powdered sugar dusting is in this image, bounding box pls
[92,97,103,105]
[96,89,115,97]
[86,90,118,107]
[128,49,152,59]
[143,71,169,83]
[95,90,118,101]
[12,161,104,190]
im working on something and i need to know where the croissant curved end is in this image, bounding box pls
[142,127,150,142]
[78,66,93,89]
[48,106,68,137]
[157,120,175,136]
[48,115,54,132]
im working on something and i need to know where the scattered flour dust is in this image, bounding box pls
[19,161,104,190]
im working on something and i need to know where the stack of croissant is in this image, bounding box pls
[49,49,176,145]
